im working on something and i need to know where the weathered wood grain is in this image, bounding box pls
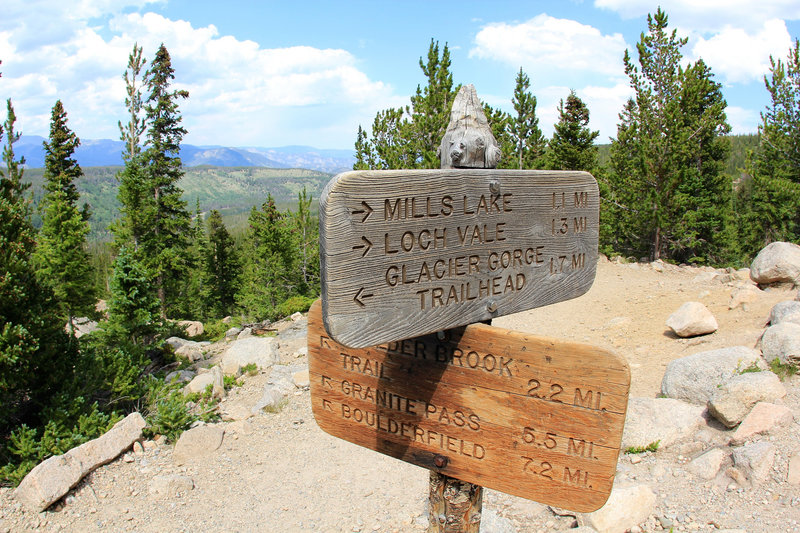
[308,301,630,512]
[319,169,599,348]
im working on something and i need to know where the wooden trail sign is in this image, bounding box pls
[308,300,630,512]
[319,169,599,348]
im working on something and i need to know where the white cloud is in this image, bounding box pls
[0,5,397,148]
[690,19,792,84]
[726,105,761,135]
[594,0,800,32]
[470,14,628,78]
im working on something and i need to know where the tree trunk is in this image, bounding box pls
[427,472,483,533]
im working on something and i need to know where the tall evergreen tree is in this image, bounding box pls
[34,101,95,331]
[545,90,599,171]
[605,9,733,263]
[203,210,239,317]
[407,39,459,168]
[508,68,546,169]
[139,43,191,317]
[0,96,72,434]
[290,188,320,297]
[112,43,148,252]
[744,38,800,251]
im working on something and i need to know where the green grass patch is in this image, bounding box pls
[769,358,798,380]
[625,440,660,454]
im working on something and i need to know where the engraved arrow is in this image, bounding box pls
[352,236,373,257]
[353,288,374,307]
[351,201,373,222]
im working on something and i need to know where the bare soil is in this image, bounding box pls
[1,258,799,533]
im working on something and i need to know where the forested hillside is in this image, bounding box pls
[21,166,330,235]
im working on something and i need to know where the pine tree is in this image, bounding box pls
[0,97,73,433]
[546,90,599,171]
[605,9,733,263]
[140,43,191,317]
[354,40,458,170]
[203,210,239,317]
[483,103,514,169]
[112,44,148,252]
[406,40,459,168]
[102,247,162,345]
[290,188,319,297]
[509,68,546,169]
[744,38,800,251]
[34,100,95,331]
[237,195,296,319]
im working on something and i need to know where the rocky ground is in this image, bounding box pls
[1,256,800,533]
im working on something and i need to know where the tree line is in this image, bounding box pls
[355,9,800,266]
[0,44,319,484]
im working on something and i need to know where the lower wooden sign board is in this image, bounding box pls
[307,300,631,512]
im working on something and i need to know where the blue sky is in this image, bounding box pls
[1,1,799,150]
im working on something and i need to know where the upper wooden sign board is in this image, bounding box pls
[307,300,630,512]
[319,169,599,348]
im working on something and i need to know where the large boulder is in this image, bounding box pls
[732,441,776,484]
[221,336,279,376]
[660,346,764,404]
[577,483,656,533]
[622,397,706,450]
[173,424,225,464]
[707,371,786,427]
[184,366,225,399]
[729,402,794,445]
[177,320,204,337]
[769,300,800,326]
[666,302,718,337]
[15,413,145,511]
[760,322,800,365]
[750,241,800,286]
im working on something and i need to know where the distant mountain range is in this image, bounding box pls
[15,135,356,174]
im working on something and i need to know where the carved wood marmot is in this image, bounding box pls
[437,84,502,169]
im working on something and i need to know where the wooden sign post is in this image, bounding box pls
[312,85,627,531]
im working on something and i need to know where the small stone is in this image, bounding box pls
[132,441,144,455]
[630,455,642,465]
[687,448,727,480]
[788,454,800,485]
[123,453,134,463]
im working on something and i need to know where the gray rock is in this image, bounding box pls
[15,413,145,511]
[769,300,800,326]
[732,441,776,484]
[173,425,225,464]
[750,241,800,286]
[177,320,203,337]
[164,336,190,350]
[622,397,705,450]
[221,336,279,376]
[660,346,764,404]
[707,371,786,427]
[148,474,194,496]
[175,341,204,362]
[237,327,253,339]
[666,302,718,337]
[687,448,728,480]
[253,385,289,414]
[577,483,656,533]
[71,317,98,338]
[225,327,241,339]
[728,284,762,309]
[478,508,515,533]
[184,366,225,399]
[164,369,196,385]
[760,322,800,365]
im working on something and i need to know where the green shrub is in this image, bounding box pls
[274,295,315,320]
[142,379,196,443]
[241,363,258,376]
[769,358,798,380]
